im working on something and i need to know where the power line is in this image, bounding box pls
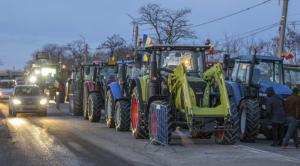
[191,0,273,28]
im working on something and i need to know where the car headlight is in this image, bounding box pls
[40,98,48,105]
[13,99,22,105]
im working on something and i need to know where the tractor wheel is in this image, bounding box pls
[131,87,148,139]
[83,86,89,120]
[88,93,101,122]
[215,102,239,145]
[73,89,83,116]
[105,90,115,128]
[148,101,173,145]
[239,99,260,142]
[115,100,130,131]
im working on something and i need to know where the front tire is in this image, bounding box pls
[115,100,130,131]
[105,90,115,128]
[239,99,260,142]
[215,102,239,145]
[73,89,83,116]
[88,93,101,122]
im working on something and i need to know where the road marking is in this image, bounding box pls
[236,145,300,164]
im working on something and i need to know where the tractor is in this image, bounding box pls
[68,61,117,122]
[226,55,292,141]
[105,60,149,131]
[129,45,239,145]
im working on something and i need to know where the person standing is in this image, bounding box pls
[282,87,300,148]
[266,87,286,146]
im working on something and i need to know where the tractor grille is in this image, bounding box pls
[188,81,206,107]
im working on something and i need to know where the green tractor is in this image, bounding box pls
[129,45,239,145]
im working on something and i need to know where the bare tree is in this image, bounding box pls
[66,39,87,64]
[139,3,164,43]
[221,35,243,57]
[138,3,195,44]
[99,34,127,56]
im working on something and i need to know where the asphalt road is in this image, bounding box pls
[0,102,300,166]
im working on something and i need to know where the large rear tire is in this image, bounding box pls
[115,100,130,131]
[105,90,115,128]
[131,87,148,139]
[215,102,239,145]
[148,100,173,145]
[239,99,260,142]
[83,86,89,120]
[88,93,101,122]
[73,89,83,116]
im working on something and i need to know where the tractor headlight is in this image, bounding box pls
[29,75,37,83]
[34,69,41,75]
[0,92,2,96]
[40,98,48,105]
[13,99,22,105]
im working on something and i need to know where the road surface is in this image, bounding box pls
[0,102,299,166]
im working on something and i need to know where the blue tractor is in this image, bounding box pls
[105,60,149,131]
[226,55,292,142]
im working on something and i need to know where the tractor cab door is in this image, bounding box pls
[231,61,251,98]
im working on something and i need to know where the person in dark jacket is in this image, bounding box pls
[282,87,300,148]
[266,87,286,146]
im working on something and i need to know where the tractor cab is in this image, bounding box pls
[230,55,291,100]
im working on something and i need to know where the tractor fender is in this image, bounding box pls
[85,80,95,92]
[107,82,122,101]
[130,78,145,108]
[225,81,241,106]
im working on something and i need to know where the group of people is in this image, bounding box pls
[266,87,300,148]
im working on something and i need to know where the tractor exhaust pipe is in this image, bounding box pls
[149,52,160,98]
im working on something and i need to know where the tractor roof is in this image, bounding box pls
[284,64,300,70]
[235,55,283,62]
[143,45,210,52]
[116,60,134,64]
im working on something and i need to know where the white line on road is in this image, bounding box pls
[236,145,300,164]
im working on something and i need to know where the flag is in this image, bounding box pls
[143,34,153,46]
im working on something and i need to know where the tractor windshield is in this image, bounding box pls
[285,68,300,88]
[160,51,199,71]
[232,60,283,84]
[100,66,116,77]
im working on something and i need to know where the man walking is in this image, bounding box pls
[282,87,300,148]
[266,87,286,146]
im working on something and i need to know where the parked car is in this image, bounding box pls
[9,85,48,116]
[0,79,16,102]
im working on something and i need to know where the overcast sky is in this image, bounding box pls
[0,0,299,70]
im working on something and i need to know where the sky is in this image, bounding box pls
[0,0,299,70]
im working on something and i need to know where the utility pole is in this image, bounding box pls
[84,43,88,63]
[134,23,139,52]
[278,0,289,57]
